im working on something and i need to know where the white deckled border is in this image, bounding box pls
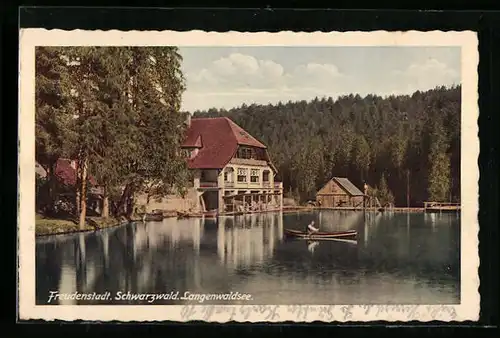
[18,29,480,322]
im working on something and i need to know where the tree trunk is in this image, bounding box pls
[45,160,57,214]
[75,190,81,215]
[102,185,109,218]
[75,160,81,216]
[111,201,119,218]
[78,156,89,230]
[125,189,135,219]
[115,183,131,217]
[406,170,410,208]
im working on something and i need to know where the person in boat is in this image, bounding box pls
[306,220,319,235]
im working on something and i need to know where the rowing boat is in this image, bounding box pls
[284,228,357,240]
[144,212,164,221]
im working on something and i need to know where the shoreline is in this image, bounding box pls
[36,205,460,237]
[35,215,142,238]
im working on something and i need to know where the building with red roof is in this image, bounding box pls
[36,158,104,198]
[35,158,104,215]
[181,116,283,213]
[36,117,283,215]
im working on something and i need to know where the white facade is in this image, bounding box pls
[193,156,283,213]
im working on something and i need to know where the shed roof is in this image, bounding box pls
[332,177,364,196]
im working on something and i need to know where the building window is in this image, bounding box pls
[181,148,197,159]
[250,169,260,183]
[262,170,270,182]
[237,168,247,182]
[235,146,267,161]
[237,147,253,159]
[224,168,234,182]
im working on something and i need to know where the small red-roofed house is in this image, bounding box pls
[36,158,104,214]
[36,158,102,193]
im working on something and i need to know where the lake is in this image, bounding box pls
[36,210,460,305]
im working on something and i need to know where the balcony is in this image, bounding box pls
[229,158,268,167]
[263,181,271,188]
[224,181,235,188]
[274,182,283,189]
[199,181,219,189]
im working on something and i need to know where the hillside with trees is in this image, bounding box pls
[192,85,461,207]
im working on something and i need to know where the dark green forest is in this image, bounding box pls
[192,85,461,207]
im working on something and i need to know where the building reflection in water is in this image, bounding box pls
[318,210,364,231]
[217,212,283,269]
[36,212,285,304]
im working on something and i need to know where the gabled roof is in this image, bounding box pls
[183,134,203,148]
[332,177,364,196]
[225,118,266,147]
[181,117,268,169]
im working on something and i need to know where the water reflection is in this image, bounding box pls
[36,210,460,305]
[307,241,319,254]
[217,214,283,269]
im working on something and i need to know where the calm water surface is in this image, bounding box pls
[36,210,460,305]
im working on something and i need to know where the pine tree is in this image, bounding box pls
[426,114,452,202]
[352,135,371,182]
[377,173,394,206]
[35,47,73,214]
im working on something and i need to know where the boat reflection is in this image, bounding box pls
[307,241,319,254]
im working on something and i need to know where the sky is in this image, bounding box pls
[179,46,461,112]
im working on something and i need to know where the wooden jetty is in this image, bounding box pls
[424,202,461,213]
[219,206,310,217]
[314,206,424,212]
[177,210,219,219]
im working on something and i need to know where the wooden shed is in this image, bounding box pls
[316,177,365,208]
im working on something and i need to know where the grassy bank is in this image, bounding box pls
[35,214,139,236]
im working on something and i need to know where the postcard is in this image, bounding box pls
[18,29,479,322]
